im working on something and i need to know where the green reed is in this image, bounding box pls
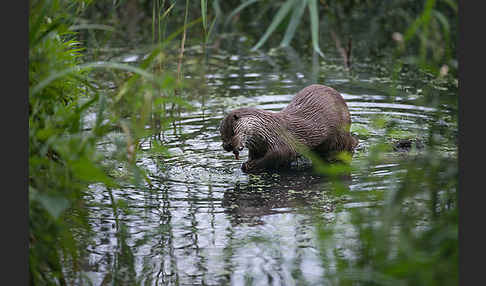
[307,1,458,284]
[28,0,203,283]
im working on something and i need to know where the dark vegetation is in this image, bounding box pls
[29,0,457,285]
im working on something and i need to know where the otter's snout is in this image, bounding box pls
[222,142,243,152]
[222,142,244,160]
[222,142,233,152]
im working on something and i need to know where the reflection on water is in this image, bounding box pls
[78,44,456,285]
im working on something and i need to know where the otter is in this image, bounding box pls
[219,84,358,173]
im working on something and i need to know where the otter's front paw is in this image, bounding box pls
[241,160,264,173]
[241,161,250,172]
[241,161,255,173]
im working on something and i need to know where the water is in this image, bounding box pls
[78,44,457,285]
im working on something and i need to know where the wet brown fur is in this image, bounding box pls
[219,84,358,173]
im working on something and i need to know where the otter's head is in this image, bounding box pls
[219,109,248,159]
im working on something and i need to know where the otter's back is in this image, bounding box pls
[280,84,352,146]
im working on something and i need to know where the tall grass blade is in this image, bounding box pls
[177,0,190,81]
[403,0,437,44]
[161,3,175,20]
[433,10,450,35]
[152,0,156,42]
[208,17,217,40]
[201,0,207,30]
[433,10,452,59]
[212,0,222,20]
[224,0,260,27]
[165,17,203,45]
[308,0,324,57]
[251,0,295,51]
[209,0,222,42]
[441,0,457,12]
[280,0,307,47]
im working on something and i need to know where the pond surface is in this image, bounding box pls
[79,42,457,285]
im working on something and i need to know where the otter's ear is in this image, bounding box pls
[233,114,239,121]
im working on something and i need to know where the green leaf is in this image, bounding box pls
[351,124,371,138]
[70,156,117,187]
[149,140,172,156]
[32,21,62,48]
[30,188,70,220]
[387,129,415,140]
[36,128,59,141]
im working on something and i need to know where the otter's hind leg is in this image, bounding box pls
[314,133,358,162]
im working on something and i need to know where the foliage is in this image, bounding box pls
[304,1,458,284]
[314,144,458,285]
[224,0,457,76]
[77,0,221,49]
[29,0,196,284]
[224,0,324,56]
[73,0,457,76]
[29,1,94,283]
